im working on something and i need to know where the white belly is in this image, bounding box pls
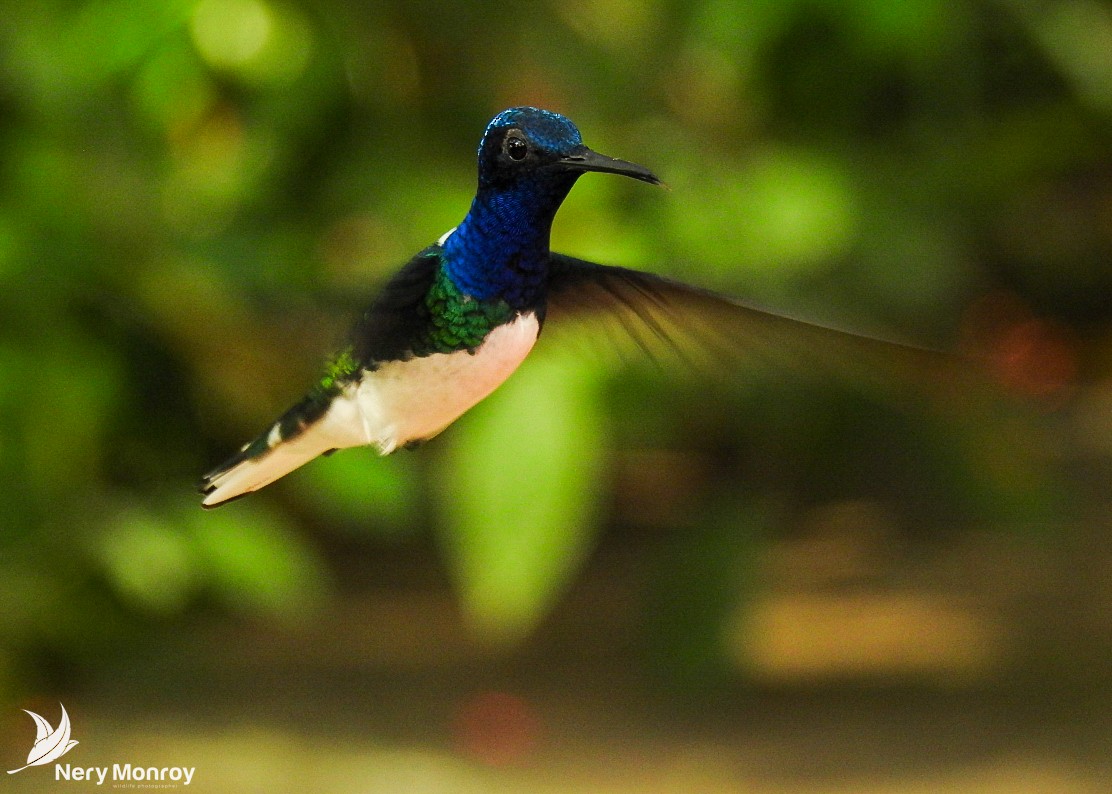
[336,312,541,453]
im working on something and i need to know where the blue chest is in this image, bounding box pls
[441,177,575,310]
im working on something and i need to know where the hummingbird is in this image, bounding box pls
[200,106,947,508]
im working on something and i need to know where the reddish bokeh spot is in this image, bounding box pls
[452,690,540,767]
[962,291,1079,402]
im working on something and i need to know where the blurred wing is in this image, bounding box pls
[544,254,980,405]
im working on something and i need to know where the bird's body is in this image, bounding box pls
[201,107,659,507]
[201,106,955,508]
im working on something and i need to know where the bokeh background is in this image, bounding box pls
[3,0,1112,791]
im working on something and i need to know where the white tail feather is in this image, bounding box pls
[201,432,334,508]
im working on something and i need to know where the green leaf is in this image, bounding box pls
[187,503,330,621]
[100,509,197,615]
[435,354,607,644]
[293,447,420,538]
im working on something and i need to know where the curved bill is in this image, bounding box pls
[557,146,662,185]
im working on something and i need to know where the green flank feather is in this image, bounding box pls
[418,266,514,355]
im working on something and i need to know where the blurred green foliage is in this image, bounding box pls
[1,0,1111,693]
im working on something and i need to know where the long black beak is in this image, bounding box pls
[558,146,662,186]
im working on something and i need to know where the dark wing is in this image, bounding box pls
[543,253,980,404]
[349,247,441,366]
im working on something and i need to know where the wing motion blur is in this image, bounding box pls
[544,253,983,408]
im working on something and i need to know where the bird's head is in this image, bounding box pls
[443,107,661,302]
[476,107,661,194]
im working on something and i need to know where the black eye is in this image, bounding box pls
[505,134,528,161]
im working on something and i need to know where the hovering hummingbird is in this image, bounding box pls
[200,106,945,508]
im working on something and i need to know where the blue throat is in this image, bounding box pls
[442,175,578,309]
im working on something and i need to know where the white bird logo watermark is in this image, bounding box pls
[7,703,78,774]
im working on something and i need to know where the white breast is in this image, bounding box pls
[327,311,541,454]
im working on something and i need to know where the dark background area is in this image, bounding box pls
[2,0,1112,790]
